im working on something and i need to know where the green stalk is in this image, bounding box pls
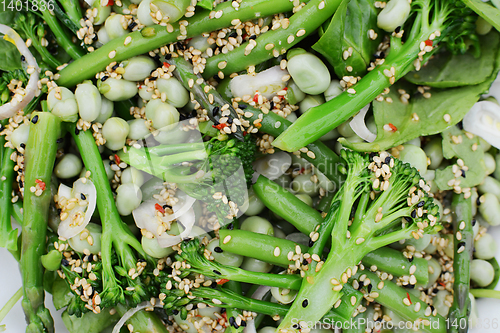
[148,142,206,156]
[0,287,23,330]
[273,27,443,152]
[252,175,322,234]
[203,0,342,78]
[114,304,169,333]
[21,112,62,333]
[56,0,83,30]
[448,194,473,333]
[56,0,300,87]
[470,289,500,299]
[355,270,446,333]
[223,281,244,333]
[0,147,16,251]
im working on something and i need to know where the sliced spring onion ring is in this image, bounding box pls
[349,104,375,142]
[0,25,39,119]
[57,178,97,239]
[463,101,500,149]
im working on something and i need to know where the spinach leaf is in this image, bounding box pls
[435,126,486,191]
[51,277,74,310]
[463,0,500,33]
[312,0,381,78]
[197,0,212,10]
[0,7,16,26]
[405,32,499,88]
[62,309,119,333]
[0,39,22,71]
[340,78,495,152]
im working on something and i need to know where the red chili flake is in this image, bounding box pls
[212,123,228,130]
[35,179,46,190]
[306,258,312,264]
[406,292,412,305]
[217,279,230,285]
[114,154,121,165]
[155,203,165,214]
[438,281,446,287]
[253,93,260,103]
[221,311,228,322]
[106,0,113,6]
[242,131,247,136]
[283,87,288,91]
[388,123,397,132]
[163,62,170,68]
[424,39,433,47]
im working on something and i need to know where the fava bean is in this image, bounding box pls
[55,153,83,179]
[287,49,331,95]
[423,137,443,170]
[206,238,244,267]
[115,183,142,216]
[102,117,130,150]
[470,259,495,287]
[241,216,274,236]
[479,193,500,226]
[474,233,497,260]
[398,144,428,175]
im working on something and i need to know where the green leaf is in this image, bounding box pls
[0,7,16,26]
[51,278,74,310]
[62,308,119,333]
[405,32,499,88]
[485,257,500,290]
[339,79,494,152]
[435,126,486,190]
[197,0,213,10]
[0,38,22,71]
[462,0,500,33]
[312,0,381,78]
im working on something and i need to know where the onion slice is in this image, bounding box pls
[463,100,500,149]
[57,178,97,239]
[0,24,39,119]
[112,300,163,333]
[349,104,375,142]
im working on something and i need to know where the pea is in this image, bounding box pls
[102,117,130,151]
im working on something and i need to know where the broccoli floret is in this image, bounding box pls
[275,149,440,332]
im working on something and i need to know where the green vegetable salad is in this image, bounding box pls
[1,0,500,332]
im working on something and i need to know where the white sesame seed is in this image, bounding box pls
[274,247,281,257]
[108,50,116,59]
[355,238,365,245]
[223,235,232,244]
[296,29,306,37]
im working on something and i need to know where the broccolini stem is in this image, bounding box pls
[202,0,342,78]
[252,175,322,234]
[0,147,16,252]
[448,194,473,333]
[114,304,169,333]
[56,0,83,30]
[22,112,62,333]
[56,0,299,87]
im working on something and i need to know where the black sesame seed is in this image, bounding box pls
[227,223,234,230]
[409,257,414,262]
[31,115,39,124]
[165,53,172,60]
[20,143,25,149]
[241,320,246,327]
[385,156,391,164]
[249,35,257,40]
[461,169,466,178]
[302,299,308,308]
[227,118,233,124]
[172,309,179,315]
[292,324,300,329]
[476,197,481,206]
[430,305,435,311]
[128,21,138,30]
[112,63,119,70]
[457,241,466,248]
[21,55,26,62]
[163,204,172,209]
[404,216,412,222]
[302,259,308,266]
[238,104,247,109]
[101,75,109,81]
[417,201,425,208]
[229,32,237,38]
[367,284,372,293]
[80,193,86,200]
[75,128,80,135]
[212,106,220,115]
[229,317,236,326]
[411,210,417,218]
[269,101,275,110]
[61,258,69,266]
[213,270,221,275]
[472,219,476,226]
[214,247,223,253]
[395,26,401,33]
[56,138,63,144]
[308,239,314,247]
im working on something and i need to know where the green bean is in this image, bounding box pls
[398,144,428,175]
[362,247,429,286]
[448,193,473,333]
[354,270,446,333]
[474,233,497,259]
[202,0,342,78]
[56,0,301,87]
[252,175,322,234]
[21,112,62,333]
[54,153,83,179]
[321,284,363,323]
[423,137,443,170]
[470,259,495,287]
[483,152,496,175]
[478,193,500,226]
